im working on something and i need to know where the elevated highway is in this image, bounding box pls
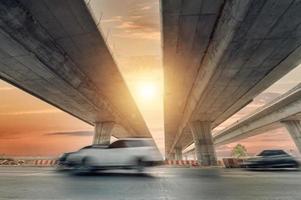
[0,0,151,144]
[214,83,301,152]
[162,0,301,164]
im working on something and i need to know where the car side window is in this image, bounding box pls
[109,140,127,148]
[124,140,155,147]
[275,150,287,155]
[124,140,144,147]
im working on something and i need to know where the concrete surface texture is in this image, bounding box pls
[1,167,301,200]
[0,0,151,138]
[213,83,301,147]
[93,122,115,145]
[163,0,301,156]
[189,121,217,165]
[174,147,183,160]
[283,120,301,153]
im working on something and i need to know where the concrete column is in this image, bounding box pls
[175,147,182,160]
[192,150,196,160]
[167,153,175,160]
[189,121,217,166]
[93,121,115,145]
[282,120,301,153]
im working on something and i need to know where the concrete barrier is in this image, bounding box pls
[165,160,199,167]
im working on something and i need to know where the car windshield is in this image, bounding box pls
[108,139,155,148]
[257,150,288,157]
[108,140,127,148]
[80,145,92,150]
[80,145,107,150]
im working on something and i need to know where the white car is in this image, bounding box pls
[58,138,163,172]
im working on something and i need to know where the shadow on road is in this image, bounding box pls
[63,170,156,179]
[244,168,301,172]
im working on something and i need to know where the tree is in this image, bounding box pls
[231,144,248,158]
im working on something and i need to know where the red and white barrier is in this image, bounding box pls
[33,159,58,166]
[0,157,58,167]
[165,160,200,167]
[165,160,224,167]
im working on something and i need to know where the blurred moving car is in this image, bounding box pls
[243,150,300,169]
[58,138,163,172]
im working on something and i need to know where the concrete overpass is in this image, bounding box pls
[184,83,301,156]
[162,0,301,165]
[0,0,151,144]
[213,83,301,153]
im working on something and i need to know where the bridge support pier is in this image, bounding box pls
[93,121,115,145]
[189,121,217,166]
[282,120,301,153]
[167,153,175,160]
[175,147,182,160]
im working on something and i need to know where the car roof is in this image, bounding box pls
[260,149,286,152]
[257,149,288,156]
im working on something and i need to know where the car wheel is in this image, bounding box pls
[73,157,93,174]
[136,157,145,172]
[292,161,300,169]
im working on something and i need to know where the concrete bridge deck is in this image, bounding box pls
[185,83,301,155]
[0,0,151,140]
[162,0,301,161]
[213,83,301,149]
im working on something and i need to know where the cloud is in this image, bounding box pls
[0,109,62,116]
[101,16,122,23]
[0,134,23,140]
[120,55,161,73]
[45,131,93,137]
[113,32,160,40]
[214,92,282,132]
[0,86,15,91]
[0,130,30,140]
[104,2,160,40]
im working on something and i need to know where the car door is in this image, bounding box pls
[97,140,131,166]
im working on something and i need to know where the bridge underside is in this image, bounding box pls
[0,0,151,138]
[214,84,301,146]
[163,0,301,157]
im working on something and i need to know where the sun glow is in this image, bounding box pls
[136,82,158,101]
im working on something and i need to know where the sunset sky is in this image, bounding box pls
[0,0,300,157]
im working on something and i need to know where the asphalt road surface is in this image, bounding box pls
[0,167,301,200]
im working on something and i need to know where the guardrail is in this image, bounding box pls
[165,160,224,167]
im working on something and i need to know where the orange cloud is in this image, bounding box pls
[0,109,62,116]
[0,86,15,91]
